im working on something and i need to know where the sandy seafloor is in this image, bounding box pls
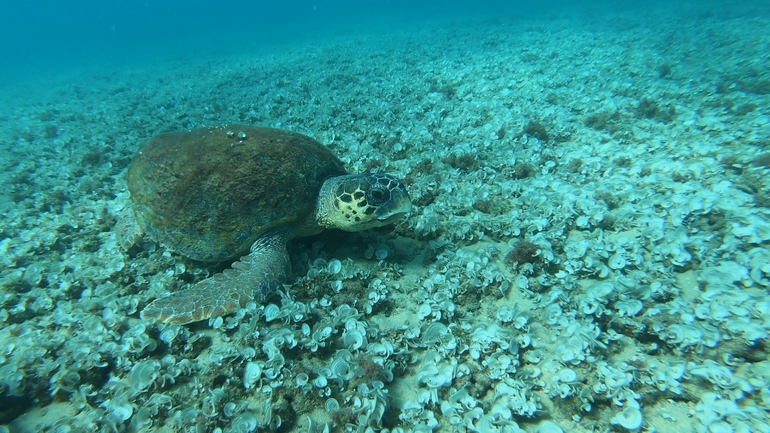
[1,3,770,433]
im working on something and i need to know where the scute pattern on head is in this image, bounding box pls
[320,173,412,231]
[127,126,346,262]
[334,174,395,219]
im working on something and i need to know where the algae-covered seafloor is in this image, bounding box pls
[1,3,769,433]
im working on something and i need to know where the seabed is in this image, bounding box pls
[0,3,769,433]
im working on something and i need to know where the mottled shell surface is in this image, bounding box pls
[127,126,346,262]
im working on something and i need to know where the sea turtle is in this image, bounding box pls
[127,125,411,325]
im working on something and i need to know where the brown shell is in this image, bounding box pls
[127,126,346,261]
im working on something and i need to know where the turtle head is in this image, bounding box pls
[315,173,412,232]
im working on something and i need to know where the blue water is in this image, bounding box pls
[0,0,693,85]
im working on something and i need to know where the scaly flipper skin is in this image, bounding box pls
[140,231,290,325]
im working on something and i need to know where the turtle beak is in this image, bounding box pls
[376,186,412,222]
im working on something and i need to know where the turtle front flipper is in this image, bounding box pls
[141,231,290,325]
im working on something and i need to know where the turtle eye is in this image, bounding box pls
[367,188,389,206]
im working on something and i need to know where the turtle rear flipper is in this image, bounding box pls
[141,231,290,325]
